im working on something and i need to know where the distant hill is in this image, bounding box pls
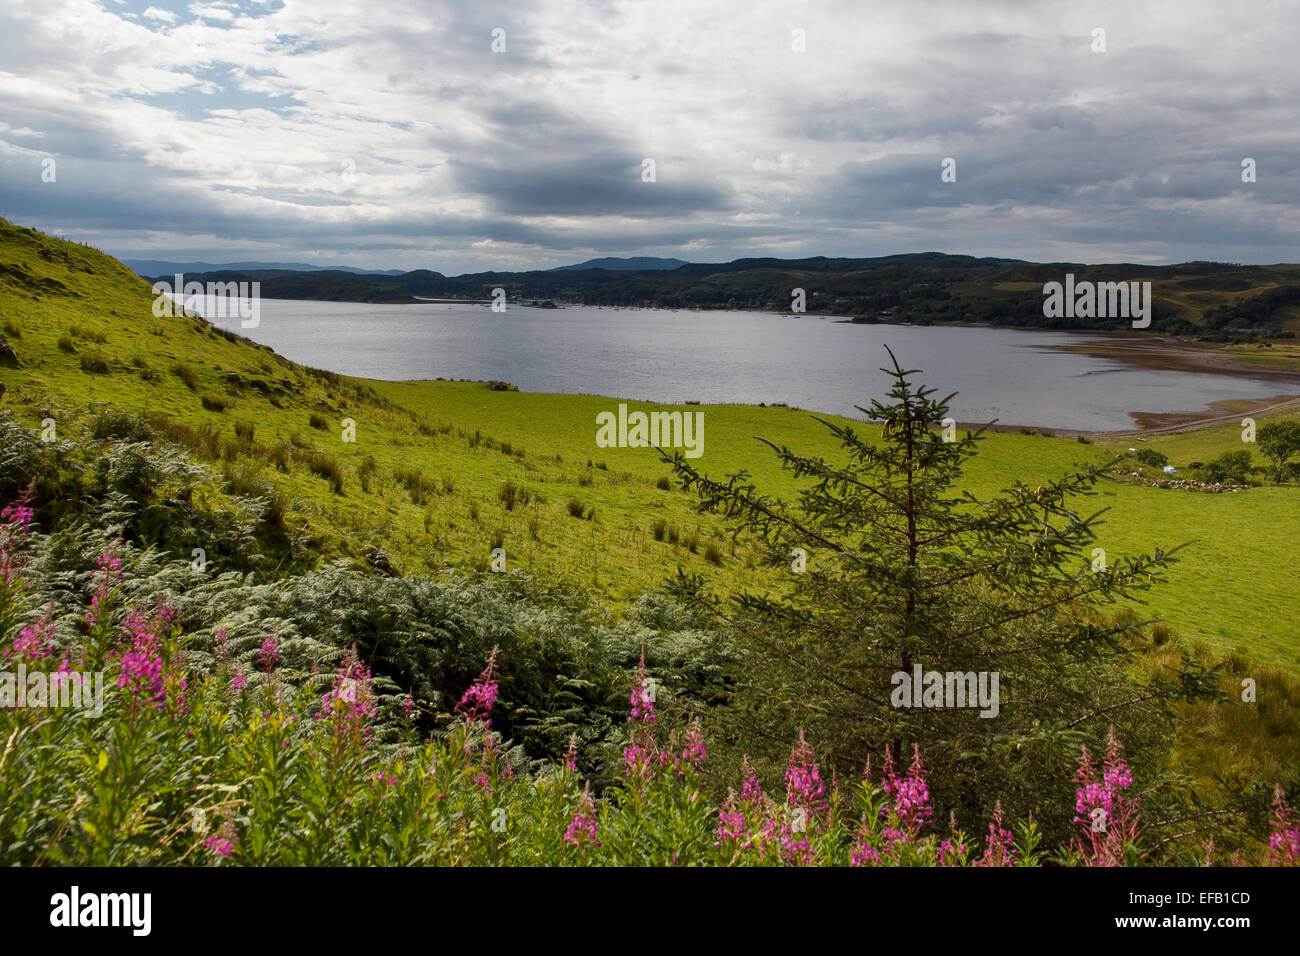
[122,250,1300,337]
[124,259,406,277]
[551,257,690,272]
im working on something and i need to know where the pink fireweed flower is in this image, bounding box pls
[563,733,579,772]
[784,730,827,812]
[1072,727,1143,866]
[229,668,248,694]
[455,646,500,727]
[5,615,54,661]
[939,811,968,867]
[851,842,882,866]
[740,756,763,803]
[0,497,35,591]
[716,789,748,845]
[678,720,707,774]
[0,501,34,535]
[82,551,125,628]
[880,745,934,842]
[975,801,1016,867]
[314,649,377,750]
[203,818,239,860]
[117,629,165,709]
[1268,784,1300,866]
[257,635,279,673]
[629,649,655,724]
[564,783,601,849]
[622,741,651,781]
[938,838,966,867]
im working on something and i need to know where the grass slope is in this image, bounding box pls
[2,217,1297,669]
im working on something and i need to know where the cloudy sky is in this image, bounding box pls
[1,0,1297,273]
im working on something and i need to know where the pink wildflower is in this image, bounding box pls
[5,614,53,661]
[974,801,1016,867]
[564,782,601,849]
[629,649,655,724]
[203,818,239,860]
[679,720,707,774]
[455,646,500,727]
[257,635,279,673]
[784,730,827,812]
[1268,784,1300,866]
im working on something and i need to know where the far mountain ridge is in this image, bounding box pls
[551,256,691,272]
[124,259,407,277]
[128,250,1300,336]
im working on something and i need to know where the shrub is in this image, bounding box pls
[91,409,152,443]
[171,363,199,390]
[306,451,345,494]
[499,481,529,511]
[1199,450,1252,484]
[704,541,724,565]
[2,320,20,338]
[1134,448,1169,469]
[234,421,255,443]
[308,413,329,431]
[57,335,76,353]
[394,465,436,504]
[652,519,667,541]
[656,476,672,490]
[201,394,228,413]
[358,456,377,494]
[79,353,110,374]
[567,498,587,518]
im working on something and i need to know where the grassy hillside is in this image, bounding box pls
[2,217,1298,670]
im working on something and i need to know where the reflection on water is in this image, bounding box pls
[193,298,1290,431]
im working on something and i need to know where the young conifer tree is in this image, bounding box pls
[663,347,1220,835]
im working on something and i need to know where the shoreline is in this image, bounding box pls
[1044,337,1300,437]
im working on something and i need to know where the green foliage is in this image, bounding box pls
[1258,421,1300,481]
[1134,448,1169,468]
[1193,450,1252,485]
[664,347,1224,843]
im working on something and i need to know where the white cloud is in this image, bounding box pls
[0,0,1295,272]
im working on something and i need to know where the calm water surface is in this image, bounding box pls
[193,299,1291,431]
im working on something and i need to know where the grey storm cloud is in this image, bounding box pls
[450,153,736,218]
[0,0,1298,271]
